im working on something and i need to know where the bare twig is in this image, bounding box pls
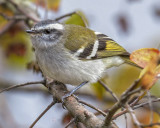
[99,80,119,102]
[55,11,88,27]
[126,104,141,128]
[0,20,16,36]
[113,97,160,120]
[6,0,40,22]
[29,101,57,128]
[140,122,160,128]
[44,0,48,19]
[65,118,76,128]
[55,11,76,21]
[147,91,153,123]
[0,13,26,20]
[0,80,45,93]
[104,79,142,127]
[79,100,107,116]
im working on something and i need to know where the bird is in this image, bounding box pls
[26,20,139,97]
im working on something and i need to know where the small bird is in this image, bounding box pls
[26,20,138,96]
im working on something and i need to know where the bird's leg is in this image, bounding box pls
[62,81,88,102]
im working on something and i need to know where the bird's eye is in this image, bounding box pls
[44,29,51,34]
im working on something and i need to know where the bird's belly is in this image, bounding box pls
[36,51,105,85]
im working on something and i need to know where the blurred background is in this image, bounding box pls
[0,0,160,128]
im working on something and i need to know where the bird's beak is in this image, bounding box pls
[26,30,37,34]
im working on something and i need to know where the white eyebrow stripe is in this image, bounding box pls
[94,31,102,34]
[35,23,64,30]
[86,40,99,59]
[46,23,64,30]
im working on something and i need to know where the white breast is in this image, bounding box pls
[35,46,105,85]
[35,45,124,85]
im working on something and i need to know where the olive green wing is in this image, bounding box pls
[93,33,130,59]
[64,24,129,60]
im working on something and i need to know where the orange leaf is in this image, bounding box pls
[130,48,159,68]
[138,51,160,89]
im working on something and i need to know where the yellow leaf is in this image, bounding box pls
[130,48,159,68]
[138,50,160,90]
[65,11,88,27]
[91,82,105,99]
[0,5,14,31]
[0,23,34,69]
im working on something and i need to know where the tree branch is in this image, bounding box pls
[29,101,57,128]
[48,81,110,128]
[0,80,45,93]
[104,79,142,127]
[98,80,119,102]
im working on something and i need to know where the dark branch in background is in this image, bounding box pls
[55,11,77,21]
[6,0,40,22]
[104,79,142,127]
[140,122,160,128]
[113,97,160,120]
[99,80,119,102]
[0,80,45,93]
[0,20,16,36]
[147,91,153,124]
[0,13,26,20]
[126,104,141,128]
[30,101,57,128]
[55,11,88,27]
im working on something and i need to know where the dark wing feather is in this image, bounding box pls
[77,33,130,60]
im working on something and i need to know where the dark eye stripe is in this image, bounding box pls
[44,29,51,34]
[43,29,57,34]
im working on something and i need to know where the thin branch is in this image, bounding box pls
[65,118,76,128]
[113,97,160,119]
[140,122,160,128]
[0,80,45,93]
[147,91,153,124]
[55,11,88,27]
[29,101,57,128]
[0,13,26,20]
[104,79,141,127]
[55,11,76,21]
[133,97,160,109]
[98,80,119,102]
[79,100,107,117]
[44,0,48,19]
[126,104,141,128]
[6,0,40,22]
[0,20,16,36]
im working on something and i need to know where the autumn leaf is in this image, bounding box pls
[0,23,33,69]
[65,11,88,27]
[131,48,160,89]
[31,0,61,12]
[130,48,159,68]
[0,4,14,32]
[91,81,106,99]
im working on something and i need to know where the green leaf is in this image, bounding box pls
[64,11,88,27]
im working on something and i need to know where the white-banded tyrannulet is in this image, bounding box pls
[26,20,138,97]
